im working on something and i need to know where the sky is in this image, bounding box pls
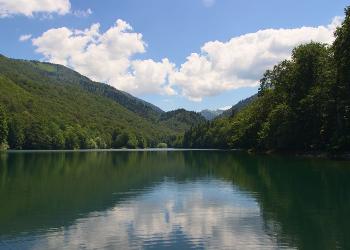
[0,0,348,111]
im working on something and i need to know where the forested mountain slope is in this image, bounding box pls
[0,56,164,121]
[200,109,225,120]
[159,109,206,133]
[182,7,350,152]
[0,55,204,149]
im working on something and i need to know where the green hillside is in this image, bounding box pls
[31,61,164,121]
[0,55,203,149]
[200,109,224,121]
[159,109,206,133]
[182,7,350,152]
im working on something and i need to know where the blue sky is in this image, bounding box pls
[0,0,348,111]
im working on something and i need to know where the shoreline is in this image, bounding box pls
[246,149,350,161]
[0,148,224,153]
[1,148,350,160]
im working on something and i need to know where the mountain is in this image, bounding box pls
[0,55,203,149]
[200,109,225,120]
[159,109,206,133]
[200,95,258,121]
[219,94,258,118]
[3,57,164,121]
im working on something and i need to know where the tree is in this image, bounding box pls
[0,105,8,149]
[114,132,129,148]
[95,136,107,149]
[333,6,350,149]
[126,134,138,149]
[24,121,51,150]
[111,129,121,148]
[86,138,97,149]
[76,126,90,149]
[137,135,147,148]
[7,116,25,149]
[289,43,334,149]
[258,104,295,149]
[48,123,65,149]
[157,143,168,148]
[64,126,80,150]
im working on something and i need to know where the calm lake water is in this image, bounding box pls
[0,150,349,250]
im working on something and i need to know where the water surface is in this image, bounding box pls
[0,150,349,249]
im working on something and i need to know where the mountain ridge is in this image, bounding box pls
[0,55,205,149]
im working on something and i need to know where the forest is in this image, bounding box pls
[182,7,350,152]
[0,56,204,150]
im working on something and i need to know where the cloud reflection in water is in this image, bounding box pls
[27,179,288,250]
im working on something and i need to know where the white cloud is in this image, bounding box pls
[19,34,32,42]
[32,20,176,96]
[170,17,341,101]
[31,17,342,101]
[131,59,176,95]
[0,0,71,17]
[73,8,92,18]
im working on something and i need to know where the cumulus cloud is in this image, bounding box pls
[170,17,341,101]
[31,17,341,101]
[32,20,176,96]
[19,34,32,42]
[0,0,71,17]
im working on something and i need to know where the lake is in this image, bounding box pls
[0,150,349,249]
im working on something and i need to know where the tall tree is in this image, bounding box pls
[0,105,8,148]
[333,6,350,149]
[7,116,25,149]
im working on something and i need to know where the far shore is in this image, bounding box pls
[1,148,350,161]
[1,148,225,153]
[246,149,350,161]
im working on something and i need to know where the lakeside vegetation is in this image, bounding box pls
[182,7,350,153]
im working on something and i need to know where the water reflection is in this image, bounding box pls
[0,151,350,249]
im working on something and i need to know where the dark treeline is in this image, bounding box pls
[0,109,152,150]
[183,7,350,152]
[0,105,204,150]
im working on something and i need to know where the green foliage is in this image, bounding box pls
[95,137,107,149]
[0,105,8,149]
[113,132,129,149]
[157,143,168,148]
[126,134,138,149]
[333,6,350,149]
[182,6,350,152]
[200,109,224,120]
[64,126,80,150]
[0,54,205,150]
[48,123,65,149]
[258,104,295,149]
[159,109,206,133]
[136,135,147,149]
[23,122,46,149]
[7,116,25,149]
